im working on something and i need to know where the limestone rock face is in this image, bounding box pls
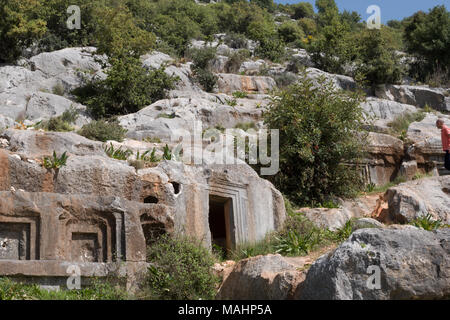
[0,47,101,123]
[216,254,306,300]
[305,68,356,91]
[216,74,276,94]
[298,228,450,300]
[361,98,418,133]
[118,97,264,141]
[384,176,450,224]
[376,84,450,112]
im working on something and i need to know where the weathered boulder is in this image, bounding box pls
[298,227,450,300]
[306,68,356,91]
[0,115,15,129]
[384,176,450,224]
[375,84,450,112]
[239,60,266,76]
[1,129,105,158]
[118,97,263,141]
[217,254,306,300]
[297,194,379,231]
[352,218,384,231]
[0,47,102,123]
[216,74,276,94]
[25,91,91,126]
[361,98,418,133]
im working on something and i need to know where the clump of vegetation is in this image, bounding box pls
[264,71,366,207]
[225,50,250,74]
[104,143,133,160]
[35,107,79,132]
[162,144,172,160]
[232,91,248,99]
[73,57,178,119]
[0,277,128,300]
[43,151,68,169]
[188,47,218,92]
[143,234,220,300]
[78,120,127,143]
[410,214,444,231]
[387,111,425,140]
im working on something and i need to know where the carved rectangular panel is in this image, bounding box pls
[0,223,30,260]
[71,233,100,263]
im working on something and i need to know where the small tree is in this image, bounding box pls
[264,71,366,206]
[73,56,178,118]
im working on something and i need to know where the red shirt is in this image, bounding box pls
[442,125,450,151]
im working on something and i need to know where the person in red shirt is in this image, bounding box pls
[436,119,450,170]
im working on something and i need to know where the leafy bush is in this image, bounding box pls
[36,107,79,132]
[43,151,68,169]
[144,234,219,300]
[291,2,315,20]
[354,28,404,87]
[78,120,127,142]
[255,36,286,62]
[74,56,178,119]
[225,50,250,74]
[223,33,248,49]
[264,71,366,206]
[188,47,218,92]
[278,21,305,44]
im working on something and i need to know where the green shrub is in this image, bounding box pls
[264,71,366,206]
[43,151,68,169]
[291,2,315,20]
[74,56,178,119]
[188,47,218,92]
[162,144,172,160]
[78,120,127,142]
[36,107,79,132]
[255,36,286,62]
[278,21,305,44]
[225,50,250,74]
[354,28,404,87]
[144,234,220,300]
[232,91,248,99]
[223,33,248,49]
[234,122,257,131]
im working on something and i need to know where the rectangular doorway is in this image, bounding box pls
[208,195,232,254]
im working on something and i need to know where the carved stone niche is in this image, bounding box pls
[0,215,40,260]
[58,211,124,263]
[140,213,167,246]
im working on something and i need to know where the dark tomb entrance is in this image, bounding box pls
[208,195,232,256]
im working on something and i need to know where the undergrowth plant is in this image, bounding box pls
[43,151,69,169]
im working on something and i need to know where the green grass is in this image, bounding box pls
[387,111,426,141]
[232,91,248,99]
[363,175,407,195]
[0,277,129,300]
[227,198,356,261]
[35,107,79,132]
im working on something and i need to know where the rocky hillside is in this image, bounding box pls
[0,0,449,300]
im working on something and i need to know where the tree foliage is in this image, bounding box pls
[264,71,366,206]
